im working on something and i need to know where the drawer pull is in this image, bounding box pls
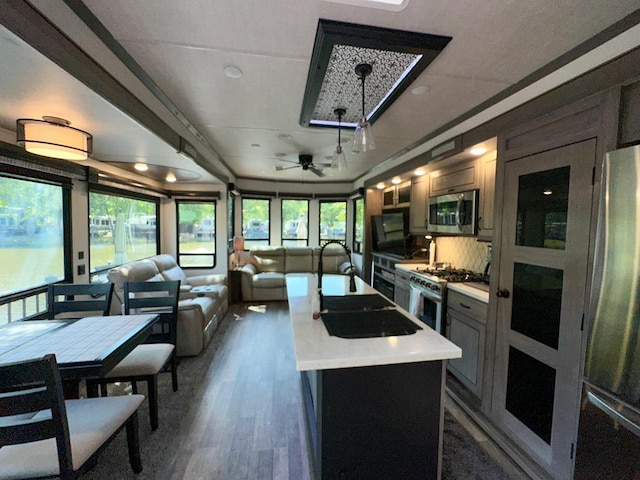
[459,303,471,309]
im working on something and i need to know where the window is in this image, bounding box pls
[319,200,347,243]
[282,199,309,246]
[242,198,270,248]
[89,188,159,279]
[0,173,70,324]
[177,200,216,268]
[353,197,364,254]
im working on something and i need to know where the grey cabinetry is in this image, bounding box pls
[446,289,486,398]
[382,181,411,209]
[409,175,429,235]
[429,160,478,196]
[394,268,411,311]
[477,154,497,242]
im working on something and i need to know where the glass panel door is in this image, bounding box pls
[492,140,596,480]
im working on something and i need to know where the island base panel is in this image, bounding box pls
[303,360,445,480]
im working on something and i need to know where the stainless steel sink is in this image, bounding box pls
[321,309,422,339]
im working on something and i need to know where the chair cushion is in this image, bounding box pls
[0,395,144,478]
[106,344,174,377]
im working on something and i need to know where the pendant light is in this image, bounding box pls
[352,63,375,154]
[331,108,347,171]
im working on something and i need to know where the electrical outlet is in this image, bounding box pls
[486,245,492,263]
[77,264,86,276]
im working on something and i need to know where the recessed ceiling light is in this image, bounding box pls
[470,147,487,156]
[377,182,385,189]
[223,65,243,79]
[276,133,292,140]
[165,172,177,183]
[134,163,148,172]
[251,143,261,148]
[414,168,426,176]
[411,85,430,95]
[391,177,401,185]
[275,152,286,158]
[543,189,553,195]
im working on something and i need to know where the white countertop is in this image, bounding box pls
[446,282,490,303]
[395,263,432,274]
[287,274,462,371]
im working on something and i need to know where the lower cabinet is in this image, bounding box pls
[394,269,411,311]
[446,289,486,398]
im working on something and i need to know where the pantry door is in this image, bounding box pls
[492,140,596,480]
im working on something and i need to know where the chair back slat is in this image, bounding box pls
[124,280,180,346]
[0,354,73,474]
[0,386,51,417]
[48,283,114,319]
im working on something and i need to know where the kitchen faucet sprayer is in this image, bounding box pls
[317,240,358,311]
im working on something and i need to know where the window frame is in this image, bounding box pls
[176,199,217,269]
[0,163,72,323]
[241,197,271,247]
[281,198,309,246]
[353,196,364,254]
[88,184,160,279]
[319,199,347,244]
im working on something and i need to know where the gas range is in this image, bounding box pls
[409,269,489,296]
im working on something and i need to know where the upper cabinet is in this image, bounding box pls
[382,181,411,209]
[429,160,478,196]
[409,175,429,235]
[477,154,497,242]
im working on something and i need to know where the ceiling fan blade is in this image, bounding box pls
[309,166,326,177]
[274,165,299,171]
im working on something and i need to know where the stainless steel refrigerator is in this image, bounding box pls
[576,145,640,479]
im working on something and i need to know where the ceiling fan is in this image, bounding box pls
[274,154,331,178]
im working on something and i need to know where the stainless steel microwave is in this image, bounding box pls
[427,189,478,235]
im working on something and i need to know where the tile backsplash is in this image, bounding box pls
[435,237,490,273]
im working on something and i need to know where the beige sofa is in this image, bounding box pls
[107,254,228,356]
[240,246,354,301]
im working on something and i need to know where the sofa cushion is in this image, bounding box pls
[250,246,285,273]
[107,259,161,313]
[285,247,314,273]
[253,272,285,289]
[313,246,350,274]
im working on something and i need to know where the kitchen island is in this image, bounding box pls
[287,274,461,480]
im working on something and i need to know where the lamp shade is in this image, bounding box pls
[352,117,375,153]
[233,236,245,251]
[16,117,92,161]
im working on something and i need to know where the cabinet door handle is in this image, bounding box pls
[459,302,471,309]
[496,289,510,298]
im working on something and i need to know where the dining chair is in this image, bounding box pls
[47,282,114,319]
[0,354,144,479]
[88,280,180,431]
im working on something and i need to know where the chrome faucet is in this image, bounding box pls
[317,240,357,310]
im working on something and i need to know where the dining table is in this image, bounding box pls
[0,314,159,397]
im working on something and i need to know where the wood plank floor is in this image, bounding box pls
[157,302,312,480]
[87,300,530,480]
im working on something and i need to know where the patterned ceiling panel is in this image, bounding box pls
[312,45,419,124]
[299,20,452,129]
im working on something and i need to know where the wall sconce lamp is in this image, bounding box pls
[16,116,93,161]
